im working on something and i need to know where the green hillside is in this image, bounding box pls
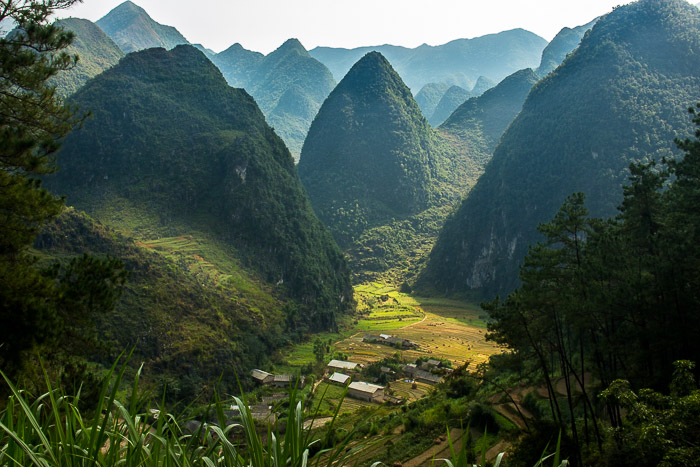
[299,52,478,283]
[429,85,470,127]
[440,68,540,162]
[470,75,496,96]
[414,82,450,119]
[536,18,598,77]
[49,18,124,97]
[46,45,353,330]
[34,208,283,399]
[96,1,188,53]
[310,29,547,92]
[210,42,263,88]
[419,0,700,299]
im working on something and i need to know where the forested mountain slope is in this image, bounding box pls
[419,0,700,298]
[429,85,471,127]
[299,52,477,282]
[536,18,598,77]
[49,18,124,97]
[46,45,353,328]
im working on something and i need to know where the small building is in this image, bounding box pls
[251,369,274,385]
[328,372,351,386]
[327,359,360,372]
[272,374,305,388]
[348,381,385,402]
[403,364,418,376]
[414,369,443,385]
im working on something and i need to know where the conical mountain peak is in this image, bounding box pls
[276,38,309,56]
[298,51,438,247]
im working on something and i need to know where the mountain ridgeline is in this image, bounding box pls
[310,29,547,93]
[419,0,700,299]
[535,18,598,77]
[212,39,335,160]
[46,45,353,326]
[50,18,124,97]
[96,1,188,53]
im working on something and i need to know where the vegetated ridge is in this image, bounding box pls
[44,45,353,374]
[418,0,700,299]
[309,29,547,92]
[49,18,124,97]
[414,82,451,120]
[299,52,477,283]
[536,17,598,77]
[212,38,336,160]
[429,85,471,127]
[96,0,189,53]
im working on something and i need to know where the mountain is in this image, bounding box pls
[212,39,335,160]
[96,1,188,53]
[470,76,496,96]
[310,29,548,92]
[440,68,540,161]
[429,85,471,127]
[210,43,263,88]
[46,46,353,340]
[415,82,450,119]
[536,18,598,77]
[298,52,477,282]
[418,0,700,298]
[49,18,124,97]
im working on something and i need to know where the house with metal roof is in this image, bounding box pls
[327,359,360,372]
[328,372,351,386]
[250,369,274,385]
[348,381,385,402]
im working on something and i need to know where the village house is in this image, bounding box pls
[348,381,385,402]
[327,359,360,373]
[250,369,274,385]
[327,372,351,386]
[272,374,305,388]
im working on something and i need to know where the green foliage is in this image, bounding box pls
[0,358,358,466]
[421,0,700,299]
[536,18,597,77]
[482,104,700,463]
[600,361,700,466]
[0,0,123,375]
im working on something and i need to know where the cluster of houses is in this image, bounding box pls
[250,357,447,406]
[363,334,418,349]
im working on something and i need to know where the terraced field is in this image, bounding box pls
[336,283,501,369]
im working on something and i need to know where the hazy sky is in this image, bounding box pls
[59,0,627,54]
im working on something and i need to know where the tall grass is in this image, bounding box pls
[0,358,357,466]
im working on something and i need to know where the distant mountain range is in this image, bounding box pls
[419,0,700,298]
[309,30,547,93]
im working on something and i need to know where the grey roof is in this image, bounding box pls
[327,359,359,370]
[251,369,273,380]
[348,381,384,394]
[328,372,351,384]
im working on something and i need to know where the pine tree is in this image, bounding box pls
[0,0,84,372]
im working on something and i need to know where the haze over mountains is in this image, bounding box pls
[419,0,700,298]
